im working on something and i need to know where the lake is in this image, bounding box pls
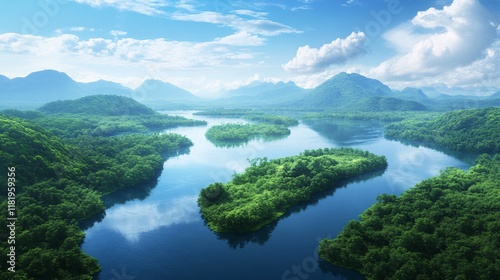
[81,111,473,280]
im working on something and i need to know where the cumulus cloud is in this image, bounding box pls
[283,31,367,73]
[371,0,498,81]
[0,32,265,89]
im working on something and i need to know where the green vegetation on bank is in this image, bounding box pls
[319,154,500,280]
[1,97,207,138]
[193,109,299,126]
[241,114,298,126]
[198,148,387,232]
[0,116,192,279]
[385,107,500,153]
[302,111,441,122]
[0,97,197,279]
[193,109,261,117]
[205,123,290,146]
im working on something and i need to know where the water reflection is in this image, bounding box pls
[302,119,384,146]
[85,195,200,242]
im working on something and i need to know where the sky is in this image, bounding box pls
[0,0,499,97]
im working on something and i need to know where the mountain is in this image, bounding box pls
[488,91,500,99]
[297,72,426,111]
[80,80,132,97]
[133,79,200,102]
[0,74,9,83]
[219,81,308,106]
[0,70,203,108]
[0,70,86,104]
[394,87,429,103]
[38,95,156,115]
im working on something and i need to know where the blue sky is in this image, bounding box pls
[0,0,499,96]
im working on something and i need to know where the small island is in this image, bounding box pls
[205,123,290,146]
[198,148,387,233]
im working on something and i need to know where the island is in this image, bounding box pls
[198,148,387,232]
[205,123,291,146]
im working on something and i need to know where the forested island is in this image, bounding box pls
[198,148,387,232]
[385,107,500,153]
[194,109,299,126]
[205,123,290,146]
[0,96,202,279]
[319,154,500,280]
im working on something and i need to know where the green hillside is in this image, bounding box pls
[38,95,155,115]
[319,154,500,280]
[0,116,193,279]
[385,107,500,153]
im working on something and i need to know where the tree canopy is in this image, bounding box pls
[319,154,500,280]
[0,115,193,279]
[198,148,387,233]
[385,107,500,153]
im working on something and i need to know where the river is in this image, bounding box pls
[81,111,473,280]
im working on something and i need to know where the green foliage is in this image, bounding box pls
[0,116,193,279]
[1,110,206,138]
[198,148,387,232]
[242,114,299,126]
[38,95,156,115]
[302,111,441,122]
[205,123,291,146]
[385,107,500,153]
[319,154,500,280]
[193,108,261,117]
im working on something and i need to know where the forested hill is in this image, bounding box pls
[38,95,156,115]
[0,116,87,186]
[385,107,500,153]
[0,115,193,279]
[319,154,500,280]
[296,72,428,111]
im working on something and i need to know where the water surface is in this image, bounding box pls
[82,112,472,280]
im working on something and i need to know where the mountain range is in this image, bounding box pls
[1,69,499,110]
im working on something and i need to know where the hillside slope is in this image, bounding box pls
[385,107,500,153]
[38,95,156,115]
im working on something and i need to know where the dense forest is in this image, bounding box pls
[1,96,206,138]
[0,103,196,279]
[385,107,500,153]
[319,154,500,280]
[205,123,290,146]
[302,111,441,122]
[38,95,156,115]
[198,148,387,232]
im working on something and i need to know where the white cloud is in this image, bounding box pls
[0,32,266,90]
[171,11,300,36]
[110,30,127,37]
[283,31,367,73]
[371,0,498,82]
[214,31,265,46]
[231,9,267,18]
[342,0,363,7]
[71,0,169,15]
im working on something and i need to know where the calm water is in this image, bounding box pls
[81,111,473,280]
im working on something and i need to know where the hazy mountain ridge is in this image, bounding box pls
[1,69,499,111]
